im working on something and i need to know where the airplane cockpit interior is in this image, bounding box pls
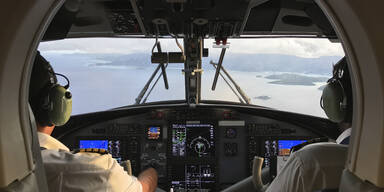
[1,0,384,192]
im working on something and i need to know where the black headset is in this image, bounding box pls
[36,63,72,126]
[320,58,348,123]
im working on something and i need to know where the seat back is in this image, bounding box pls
[0,106,48,192]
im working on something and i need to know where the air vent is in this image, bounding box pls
[282,15,312,27]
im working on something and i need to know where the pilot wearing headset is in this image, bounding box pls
[265,57,352,192]
[29,52,158,192]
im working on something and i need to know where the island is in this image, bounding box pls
[265,73,328,86]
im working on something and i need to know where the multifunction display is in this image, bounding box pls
[264,139,306,167]
[170,123,216,191]
[171,164,215,192]
[172,123,215,158]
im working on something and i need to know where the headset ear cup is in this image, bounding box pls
[37,85,54,126]
[46,85,72,126]
[321,81,346,123]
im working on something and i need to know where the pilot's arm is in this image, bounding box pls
[41,149,158,192]
[265,151,305,192]
[97,153,158,192]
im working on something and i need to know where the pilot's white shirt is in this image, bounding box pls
[38,132,143,192]
[265,130,350,192]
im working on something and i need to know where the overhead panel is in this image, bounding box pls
[42,0,338,40]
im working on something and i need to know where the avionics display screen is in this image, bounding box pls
[171,164,215,192]
[172,123,215,158]
[264,139,306,167]
[79,139,122,162]
[147,126,161,140]
[278,140,306,155]
[79,140,108,149]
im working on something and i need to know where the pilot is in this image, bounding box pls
[265,57,352,192]
[29,51,158,192]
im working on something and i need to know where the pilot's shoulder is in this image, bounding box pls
[294,142,348,163]
[71,148,118,169]
[298,142,348,154]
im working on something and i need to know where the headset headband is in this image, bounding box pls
[55,73,70,89]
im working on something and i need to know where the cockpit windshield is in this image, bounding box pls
[39,37,344,117]
[202,38,344,117]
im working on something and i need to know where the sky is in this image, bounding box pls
[39,37,344,58]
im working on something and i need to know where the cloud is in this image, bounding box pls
[39,37,344,58]
[40,38,152,54]
[209,38,344,58]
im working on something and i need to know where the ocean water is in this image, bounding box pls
[201,70,328,118]
[45,53,329,118]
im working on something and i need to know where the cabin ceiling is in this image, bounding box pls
[43,0,336,41]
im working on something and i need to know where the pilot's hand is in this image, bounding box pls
[138,167,158,192]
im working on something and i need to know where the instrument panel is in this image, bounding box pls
[58,107,336,191]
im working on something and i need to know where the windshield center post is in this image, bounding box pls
[184,37,203,106]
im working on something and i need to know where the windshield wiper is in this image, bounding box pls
[135,42,169,104]
[210,60,251,104]
[142,63,169,103]
[211,48,226,91]
[156,42,169,89]
[210,61,244,104]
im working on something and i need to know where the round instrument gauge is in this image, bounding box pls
[225,128,237,138]
[189,136,211,157]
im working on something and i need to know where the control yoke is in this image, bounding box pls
[253,156,268,192]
